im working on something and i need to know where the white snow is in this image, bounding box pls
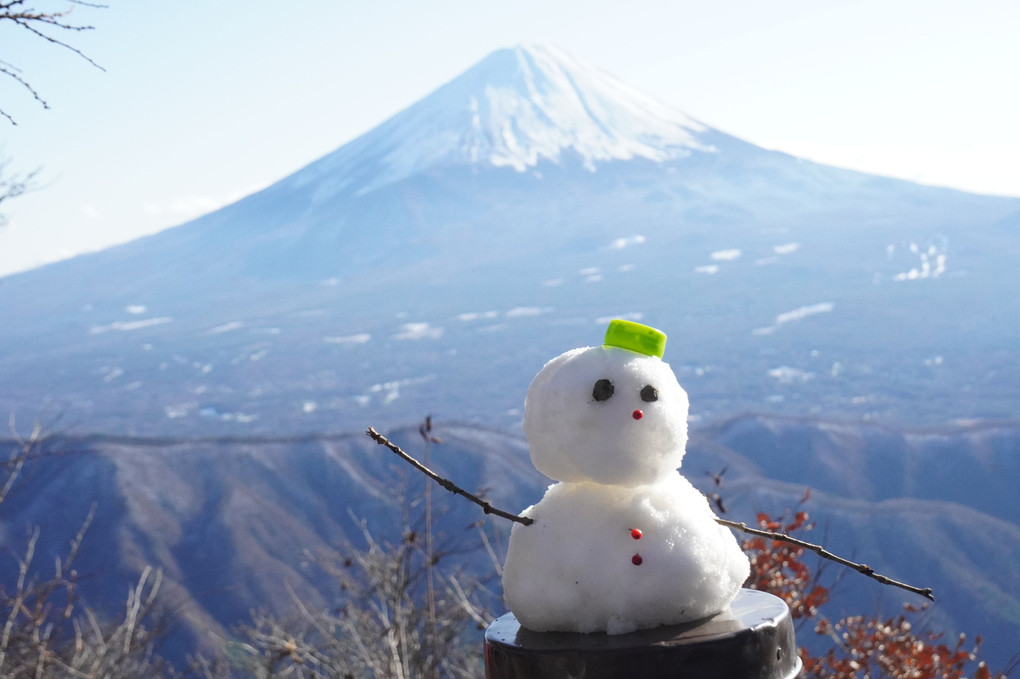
[90,317,173,334]
[888,241,948,281]
[710,249,742,261]
[768,366,815,384]
[208,321,244,335]
[102,367,124,383]
[504,476,749,634]
[503,333,748,634]
[392,322,443,340]
[286,43,715,200]
[164,403,194,419]
[755,302,834,335]
[323,333,372,344]
[369,381,401,404]
[775,302,834,325]
[457,311,499,321]
[610,235,646,249]
[505,306,552,318]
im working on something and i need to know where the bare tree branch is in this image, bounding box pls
[366,426,535,526]
[365,426,935,603]
[0,1,107,124]
[715,517,934,601]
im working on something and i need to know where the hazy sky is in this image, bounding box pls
[1,0,1017,277]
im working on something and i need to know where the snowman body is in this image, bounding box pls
[502,334,749,634]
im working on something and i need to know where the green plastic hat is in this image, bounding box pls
[603,320,667,358]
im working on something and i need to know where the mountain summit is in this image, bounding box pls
[0,44,1017,436]
[284,43,714,198]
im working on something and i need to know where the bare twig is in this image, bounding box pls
[366,427,533,526]
[0,1,107,123]
[715,517,934,601]
[418,416,439,679]
[365,427,935,602]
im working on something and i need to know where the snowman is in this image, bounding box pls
[501,320,750,635]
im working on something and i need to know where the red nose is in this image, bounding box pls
[632,410,643,420]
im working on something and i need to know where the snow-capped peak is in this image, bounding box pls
[461,43,712,172]
[287,44,714,199]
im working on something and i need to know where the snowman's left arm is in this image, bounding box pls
[715,517,934,601]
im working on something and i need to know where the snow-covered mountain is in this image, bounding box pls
[284,43,712,199]
[1,44,1017,436]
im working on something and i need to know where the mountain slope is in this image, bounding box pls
[2,44,1018,434]
[2,417,1017,668]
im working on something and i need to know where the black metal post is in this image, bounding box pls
[485,589,800,678]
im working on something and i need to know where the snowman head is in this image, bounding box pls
[523,321,690,487]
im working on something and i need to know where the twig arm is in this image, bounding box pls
[366,427,534,526]
[714,517,935,601]
[366,426,933,601]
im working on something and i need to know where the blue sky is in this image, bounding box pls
[1,0,1017,277]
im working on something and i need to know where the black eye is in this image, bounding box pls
[592,379,614,402]
[640,385,659,402]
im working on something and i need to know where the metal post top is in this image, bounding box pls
[485,589,801,679]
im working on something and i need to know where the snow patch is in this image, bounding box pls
[610,235,646,249]
[458,311,500,322]
[886,240,948,282]
[393,323,444,340]
[164,403,195,419]
[506,306,553,318]
[208,321,244,335]
[323,333,372,344]
[768,366,815,384]
[754,302,834,335]
[710,249,741,261]
[775,302,834,325]
[199,406,257,423]
[90,317,173,334]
